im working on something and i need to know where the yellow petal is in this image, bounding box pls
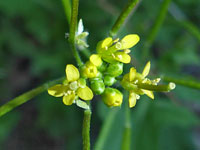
[101,37,113,48]
[129,67,136,82]
[66,64,80,82]
[96,37,113,53]
[63,93,75,105]
[77,86,93,100]
[114,52,131,63]
[129,92,137,108]
[121,34,140,49]
[142,90,154,99]
[48,84,64,97]
[89,54,102,67]
[142,61,150,77]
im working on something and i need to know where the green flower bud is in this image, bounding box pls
[106,62,123,77]
[90,78,105,95]
[104,75,116,86]
[102,88,123,107]
[98,61,107,72]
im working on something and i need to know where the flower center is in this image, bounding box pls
[69,81,78,91]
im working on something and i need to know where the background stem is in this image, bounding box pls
[109,0,139,37]
[142,0,171,61]
[0,77,65,117]
[62,0,71,24]
[94,109,119,150]
[163,76,200,90]
[82,109,92,150]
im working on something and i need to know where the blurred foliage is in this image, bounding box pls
[0,0,200,149]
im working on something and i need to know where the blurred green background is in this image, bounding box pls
[0,0,200,149]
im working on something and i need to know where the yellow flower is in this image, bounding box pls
[121,61,160,108]
[92,34,139,64]
[81,61,99,78]
[48,64,93,106]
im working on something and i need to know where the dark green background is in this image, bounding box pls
[0,0,200,149]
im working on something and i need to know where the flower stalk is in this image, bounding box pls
[121,96,131,150]
[109,0,139,37]
[82,108,92,150]
[0,77,65,117]
[69,0,83,66]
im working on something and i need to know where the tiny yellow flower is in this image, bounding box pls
[121,61,160,108]
[81,61,98,78]
[48,64,93,106]
[95,34,140,64]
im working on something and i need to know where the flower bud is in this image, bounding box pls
[90,78,105,95]
[104,75,116,86]
[106,62,123,77]
[102,88,123,107]
[98,61,107,72]
[81,61,98,78]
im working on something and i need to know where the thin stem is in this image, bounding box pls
[163,76,200,90]
[0,77,65,117]
[121,96,131,150]
[94,109,119,150]
[168,2,200,43]
[137,82,175,92]
[142,0,171,61]
[109,0,139,37]
[82,109,92,150]
[62,0,71,24]
[69,0,83,66]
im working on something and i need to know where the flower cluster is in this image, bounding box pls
[48,20,175,109]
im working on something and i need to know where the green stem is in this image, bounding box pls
[121,97,131,150]
[180,21,200,43]
[163,76,200,90]
[142,0,171,61]
[109,0,139,37]
[69,0,83,66]
[137,82,175,92]
[82,109,92,150]
[94,109,119,150]
[0,77,65,117]
[62,0,71,24]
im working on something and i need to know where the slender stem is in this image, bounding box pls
[94,109,119,150]
[0,77,65,117]
[180,21,200,43]
[62,0,71,24]
[69,0,83,66]
[121,97,131,150]
[82,109,92,150]
[168,2,200,43]
[137,82,175,92]
[109,0,139,37]
[163,76,200,90]
[142,0,171,61]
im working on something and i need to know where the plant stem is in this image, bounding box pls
[82,109,92,150]
[121,97,131,150]
[69,0,83,66]
[109,0,139,37]
[163,76,200,90]
[137,82,175,92]
[94,109,119,150]
[0,77,65,117]
[142,0,171,61]
[62,0,71,24]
